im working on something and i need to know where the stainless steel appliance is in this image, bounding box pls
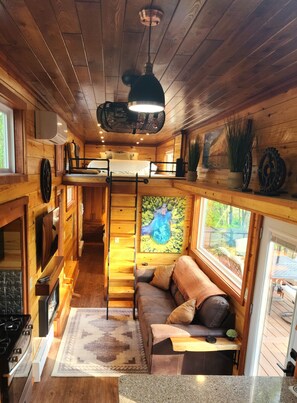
[0,315,33,403]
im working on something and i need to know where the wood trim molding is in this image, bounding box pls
[173,181,297,225]
[0,196,29,227]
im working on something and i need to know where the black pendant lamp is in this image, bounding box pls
[128,7,165,114]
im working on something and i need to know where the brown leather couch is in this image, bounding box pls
[135,255,235,375]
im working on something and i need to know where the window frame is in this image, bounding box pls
[0,102,15,173]
[0,84,27,185]
[191,196,255,304]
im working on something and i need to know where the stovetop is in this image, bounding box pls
[0,314,31,373]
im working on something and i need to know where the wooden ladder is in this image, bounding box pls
[106,174,148,319]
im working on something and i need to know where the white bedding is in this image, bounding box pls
[87,159,157,176]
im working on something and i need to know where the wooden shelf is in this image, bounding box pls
[170,336,241,352]
[35,256,64,296]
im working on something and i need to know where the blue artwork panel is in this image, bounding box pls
[140,196,186,253]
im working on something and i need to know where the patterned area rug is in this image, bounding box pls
[52,308,148,377]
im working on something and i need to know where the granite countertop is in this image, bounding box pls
[119,375,297,403]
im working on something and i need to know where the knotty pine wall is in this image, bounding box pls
[0,66,82,337]
[187,87,297,374]
[85,143,157,161]
[191,87,297,195]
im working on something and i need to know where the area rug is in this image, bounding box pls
[52,308,148,377]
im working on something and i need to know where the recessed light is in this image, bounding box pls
[146,132,149,136]
[102,140,105,143]
[99,130,103,134]
[57,122,62,126]
[97,123,101,127]
[140,138,143,141]
[136,141,139,144]
[101,136,104,139]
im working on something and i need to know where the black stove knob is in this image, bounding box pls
[13,347,22,354]
[22,330,30,336]
[26,324,33,330]
[9,356,18,363]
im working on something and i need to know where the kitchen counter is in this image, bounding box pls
[119,375,297,402]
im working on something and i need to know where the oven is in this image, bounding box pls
[0,315,33,403]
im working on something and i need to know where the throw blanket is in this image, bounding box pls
[173,256,226,309]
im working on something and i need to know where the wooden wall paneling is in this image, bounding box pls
[85,144,157,161]
[187,87,297,194]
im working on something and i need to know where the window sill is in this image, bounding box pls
[0,174,28,185]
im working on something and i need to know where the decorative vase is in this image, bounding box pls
[187,171,197,182]
[227,171,242,189]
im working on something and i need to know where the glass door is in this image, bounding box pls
[245,217,297,376]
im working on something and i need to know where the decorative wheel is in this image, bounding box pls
[258,147,286,194]
[40,159,52,203]
[242,151,252,191]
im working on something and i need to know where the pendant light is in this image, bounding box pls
[128,7,165,114]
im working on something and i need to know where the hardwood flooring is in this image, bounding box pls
[31,243,118,403]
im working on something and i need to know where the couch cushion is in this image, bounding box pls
[173,255,226,308]
[136,282,173,300]
[138,295,176,316]
[197,295,230,328]
[150,264,174,290]
[166,299,196,325]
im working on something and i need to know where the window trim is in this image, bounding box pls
[0,103,15,173]
[0,85,27,185]
[190,196,255,304]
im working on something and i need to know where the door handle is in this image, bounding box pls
[277,361,295,376]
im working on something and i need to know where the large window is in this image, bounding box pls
[197,198,251,290]
[0,103,15,173]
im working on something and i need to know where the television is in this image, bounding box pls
[41,207,59,271]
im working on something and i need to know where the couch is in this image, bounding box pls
[135,255,235,375]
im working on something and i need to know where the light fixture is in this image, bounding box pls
[128,7,164,113]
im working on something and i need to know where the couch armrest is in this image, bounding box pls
[151,323,226,345]
[136,268,155,283]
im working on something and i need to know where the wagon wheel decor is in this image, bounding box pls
[257,147,286,195]
[40,158,52,203]
[242,150,252,192]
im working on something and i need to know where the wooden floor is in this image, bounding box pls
[31,243,119,403]
[258,289,294,376]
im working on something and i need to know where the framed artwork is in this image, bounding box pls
[140,196,186,253]
[202,127,225,169]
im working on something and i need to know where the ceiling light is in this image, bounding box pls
[99,130,103,134]
[128,7,164,114]
[101,136,104,139]
[140,138,143,141]
[102,140,105,143]
[136,141,139,144]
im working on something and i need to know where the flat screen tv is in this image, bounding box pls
[41,207,59,271]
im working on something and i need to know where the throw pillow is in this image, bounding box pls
[166,299,196,325]
[149,264,174,290]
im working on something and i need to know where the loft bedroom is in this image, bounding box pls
[0,1,297,402]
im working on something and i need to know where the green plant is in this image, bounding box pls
[225,116,254,172]
[188,137,200,171]
[226,328,238,339]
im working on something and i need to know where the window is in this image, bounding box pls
[165,150,174,173]
[0,103,15,173]
[196,198,251,290]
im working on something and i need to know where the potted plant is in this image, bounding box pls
[187,137,200,181]
[225,116,254,189]
[226,328,238,341]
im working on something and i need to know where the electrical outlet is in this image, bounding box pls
[115,237,119,244]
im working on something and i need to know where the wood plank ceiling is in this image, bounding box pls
[0,0,297,146]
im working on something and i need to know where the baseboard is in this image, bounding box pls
[32,325,54,382]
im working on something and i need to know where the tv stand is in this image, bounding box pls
[35,256,64,296]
